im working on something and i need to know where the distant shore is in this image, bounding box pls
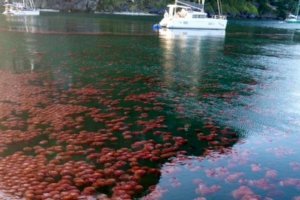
[94,11,158,16]
[40,9,60,13]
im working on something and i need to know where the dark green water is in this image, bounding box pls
[0,13,300,199]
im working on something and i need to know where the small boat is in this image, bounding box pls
[3,0,40,16]
[285,0,300,23]
[159,0,227,30]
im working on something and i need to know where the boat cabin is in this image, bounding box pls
[164,5,206,19]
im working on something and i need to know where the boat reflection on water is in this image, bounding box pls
[1,16,40,72]
[143,28,239,200]
[158,28,226,39]
[4,15,38,33]
[159,28,226,99]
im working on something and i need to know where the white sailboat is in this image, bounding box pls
[285,0,300,23]
[3,0,40,16]
[158,0,227,30]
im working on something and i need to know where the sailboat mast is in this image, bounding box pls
[217,0,221,15]
[31,0,36,9]
[296,0,300,17]
[199,0,205,11]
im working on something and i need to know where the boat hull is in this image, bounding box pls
[159,17,227,30]
[3,10,40,16]
[285,19,300,23]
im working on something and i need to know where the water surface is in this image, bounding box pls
[0,14,300,199]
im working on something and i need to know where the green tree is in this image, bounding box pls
[96,0,299,18]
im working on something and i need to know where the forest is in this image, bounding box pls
[0,0,298,19]
[97,0,299,19]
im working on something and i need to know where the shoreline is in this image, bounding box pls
[40,9,60,13]
[94,11,158,16]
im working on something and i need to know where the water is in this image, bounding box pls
[0,14,300,199]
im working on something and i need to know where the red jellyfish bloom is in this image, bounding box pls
[232,186,260,200]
